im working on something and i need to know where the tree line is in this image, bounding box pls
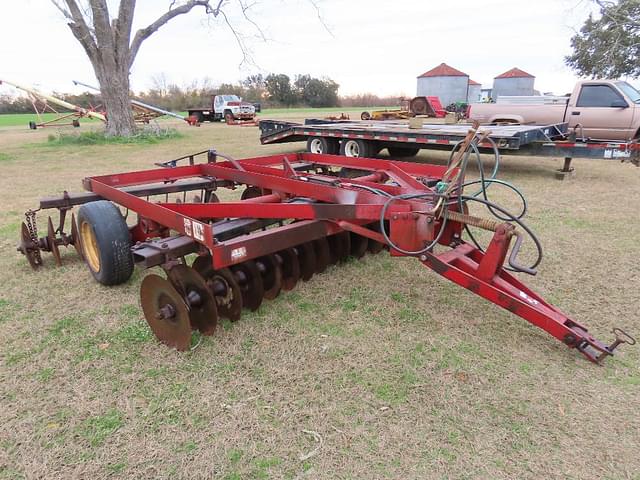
[0,73,400,114]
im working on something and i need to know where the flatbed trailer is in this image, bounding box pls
[259,119,640,178]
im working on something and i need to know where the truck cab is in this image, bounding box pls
[565,81,640,141]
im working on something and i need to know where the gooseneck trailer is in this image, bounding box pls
[259,119,640,177]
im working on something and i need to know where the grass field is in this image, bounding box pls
[0,114,639,479]
[0,106,378,128]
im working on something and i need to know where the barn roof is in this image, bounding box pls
[468,79,481,86]
[418,63,468,78]
[494,68,535,79]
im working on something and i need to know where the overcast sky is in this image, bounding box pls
[0,0,603,99]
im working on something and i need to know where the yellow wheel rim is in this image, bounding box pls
[80,221,100,273]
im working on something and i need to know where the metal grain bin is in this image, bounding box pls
[416,63,469,107]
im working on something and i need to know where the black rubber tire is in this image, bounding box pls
[339,138,372,158]
[72,119,80,128]
[77,200,134,286]
[306,137,339,155]
[361,111,371,121]
[224,111,234,123]
[28,121,37,130]
[387,147,420,158]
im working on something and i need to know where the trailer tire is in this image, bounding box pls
[388,147,420,158]
[77,201,134,286]
[28,121,37,130]
[361,111,371,121]
[340,139,371,158]
[307,137,339,155]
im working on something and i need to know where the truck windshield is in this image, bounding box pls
[222,95,240,102]
[616,82,640,103]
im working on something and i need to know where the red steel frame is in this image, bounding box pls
[84,152,620,363]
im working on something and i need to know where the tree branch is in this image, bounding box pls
[128,0,224,68]
[53,0,100,64]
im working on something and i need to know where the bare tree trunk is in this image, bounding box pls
[94,66,136,137]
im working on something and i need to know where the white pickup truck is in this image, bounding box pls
[469,80,640,141]
[187,94,256,123]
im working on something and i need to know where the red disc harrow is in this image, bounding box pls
[17,130,635,363]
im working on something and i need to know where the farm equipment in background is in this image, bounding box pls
[0,78,192,129]
[0,79,106,128]
[187,94,257,125]
[16,124,636,364]
[71,80,192,125]
[361,96,447,121]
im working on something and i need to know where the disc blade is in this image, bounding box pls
[295,242,316,281]
[47,217,62,266]
[350,232,368,259]
[256,254,282,300]
[230,260,264,311]
[241,186,262,200]
[70,213,84,260]
[20,222,42,269]
[140,274,191,351]
[208,268,243,321]
[367,223,385,254]
[192,254,214,278]
[312,238,330,273]
[277,248,301,291]
[167,264,218,336]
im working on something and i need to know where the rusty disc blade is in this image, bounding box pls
[350,232,369,259]
[192,254,214,278]
[19,222,42,269]
[367,223,385,254]
[241,186,262,200]
[47,217,62,266]
[230,260,264,311]
[140,274,192,351]
[338,231,351,262]
[276,248,301,291]
[256,254,283,300]
[167,264,218,336]
[207,268,243,321]
[295,242,316,281]
[311,237,330,273]
[70,213,84,260]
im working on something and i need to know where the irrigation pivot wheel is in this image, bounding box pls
[230,260,264,311]
[167,264,218,336]
[140,274,192,351]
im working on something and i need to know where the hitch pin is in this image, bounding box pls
[596,328,636,362]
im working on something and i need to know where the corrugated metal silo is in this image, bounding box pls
[467,79,482,103]
[416,63,469,107]
[492,68,535,99]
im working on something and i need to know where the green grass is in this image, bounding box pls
[44,128,182,146]
[0,112,94,128]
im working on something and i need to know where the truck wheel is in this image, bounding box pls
[307,137,339,155]
[340,139,371,158]
[224,111,234,123]
[77,201,134,286]
[388,147,420,158]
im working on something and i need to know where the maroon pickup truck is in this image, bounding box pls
[469,80,640,141]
